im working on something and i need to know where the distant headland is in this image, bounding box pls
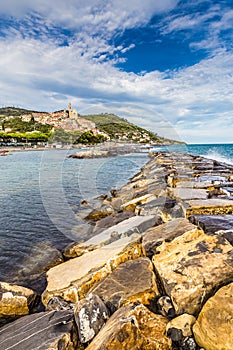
[0,104,184,148]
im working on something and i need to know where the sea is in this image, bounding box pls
[0,143,233,291]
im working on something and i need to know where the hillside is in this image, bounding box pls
[82,113,177,144]
[0,107,183,145]
[0,107,42,118]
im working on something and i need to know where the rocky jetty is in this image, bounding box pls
[0,151,233,349]
[68,143,151,159]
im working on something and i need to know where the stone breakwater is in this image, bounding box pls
[0,151,233,350]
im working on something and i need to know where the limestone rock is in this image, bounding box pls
[193,282,233,350]
[166,314,196,342]
[86,303,172,350]
[0,282,37,320]
[142,218,199,257]
[89,257,159,311]
[46,296,74,312]
[93,210,135,232]
[185,198,233,216]
[152,228,233,315]
[42,234,144,305]
[121,194,157,211]
[169,188,208,201]
[157,296,176,318]
[63,242,98,259]
[74,293,109,343]
[85,214,158,246]
[0,310,81,350]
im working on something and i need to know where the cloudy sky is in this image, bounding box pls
[0,0,233,143]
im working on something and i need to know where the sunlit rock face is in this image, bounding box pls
[86,303,172,350]
[142,217,199,257]
[42,234,145,305]
[193,282,233,350]
[0,282,37,323]
[89,257,159,310]
[152,228,233,315]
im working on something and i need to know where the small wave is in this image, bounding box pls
[201,148,233,166]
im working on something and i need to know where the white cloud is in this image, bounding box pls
[0,0,233,143]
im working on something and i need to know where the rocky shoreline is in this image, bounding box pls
[0,151,233,349]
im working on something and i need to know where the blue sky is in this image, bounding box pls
[0,0,233,143]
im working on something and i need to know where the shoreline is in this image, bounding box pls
[0,150,233,349]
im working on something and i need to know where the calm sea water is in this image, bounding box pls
[1,144,233,291]
[0,149,148,289]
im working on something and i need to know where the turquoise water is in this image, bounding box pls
[152,143,233,165]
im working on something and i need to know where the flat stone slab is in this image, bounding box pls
[42,234,144,305]
[85,215,157,246]
[90,257,159,310]
[142,218,199,257]
[170,188,208,201]
[152,228,233,315]
[193,283,233,350]
[0,310,78,350]
[189,214,233,235]
[121,194,157,211]
[86,304,172,350]
[185,198,233,216]
[176,181,213,189]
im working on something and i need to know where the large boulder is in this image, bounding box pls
[85,214,158,246]
[142,218,199,257]
[193,282,233,350]
[89,257,159,311]
[185,198,233,216]
[152,228,233,315]
[74,293,109,343]
[86,303,172,350]
[0,282,37,323]
[42,234,145,305]
[0,310,81,350]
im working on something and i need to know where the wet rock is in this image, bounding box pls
[89,257,159,311]
[166,314,196,342]
[85,205,114,222]
[86,303,172,350]
[152,228,233,315]
[74,293,109,343]
[0,282,37,322]
[42,234,144,305]
[63,242,98,259]
[85,214,158,246]
[157,296,176,318]
[193,282,233,350]
[142,218,199,257]
[0,310,80,350]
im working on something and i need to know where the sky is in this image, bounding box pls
[0,0,233,143]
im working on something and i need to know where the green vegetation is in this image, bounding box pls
[2,117,52,134]
[75,130,107,144]
[50,128,81,144]
[0,107,41,117]
[0,131,50,144]
[82,113,163,143]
